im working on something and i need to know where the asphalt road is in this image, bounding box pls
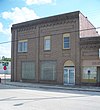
[0,84,100,110]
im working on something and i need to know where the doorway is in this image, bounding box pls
[97,67,100,85]
[64,67,75,85]
[63,60,75,85]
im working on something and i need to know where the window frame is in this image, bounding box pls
[21,61,35,80]
[18,40,28,53]
[63,33,70,49]
[99,48,100,59]
[82,66,97,83]
[40,61,56,81]
[44,36,51,51]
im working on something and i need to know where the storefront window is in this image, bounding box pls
[82,66,97,83]
[22,61,35,80]
[41,61,56,80]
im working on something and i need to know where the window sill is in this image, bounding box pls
[18,52,27,53]
[63,48,70,50]
[44,50,51,52]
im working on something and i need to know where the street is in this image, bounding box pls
[0,84,100,110]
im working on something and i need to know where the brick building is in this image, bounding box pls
[11,11,100,86]
[81,37,100,86]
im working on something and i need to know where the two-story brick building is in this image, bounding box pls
[11,11,100,86]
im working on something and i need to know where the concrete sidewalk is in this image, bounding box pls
[1,81,100,92]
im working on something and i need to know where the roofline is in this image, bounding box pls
[79,11,96,29]
[11,11,80,29]
[80,36,100,40]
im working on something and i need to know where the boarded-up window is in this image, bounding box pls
[22,61,35,80]
[41,61,56,80]
[82,66,97,83]
[82,66,97,79]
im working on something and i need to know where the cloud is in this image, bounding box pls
[2,7,39,24]
[0,22,3,32]
[0,22,11,40]
[1,7,39,58]
[0,22,9,35]
[0,44,11,58]
[25,0,55,5]
[0,23,11,57]
[1,7,39,42]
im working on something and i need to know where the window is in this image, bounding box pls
[63,33,70,49]
[22,61,35,80]
[44,36,51,50]
[99,48,100,59]
[82,66,97,83]
[41,61,56,80]
[18,40,27,52]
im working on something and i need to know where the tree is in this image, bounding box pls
[0,56,11,61]
[2,56,5,60]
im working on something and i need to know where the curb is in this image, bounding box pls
[3,82,100,92]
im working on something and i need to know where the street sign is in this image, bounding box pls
[2,62,9,66]
[3,66,7,70]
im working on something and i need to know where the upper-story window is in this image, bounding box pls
[18,40,28,52]
[99,48,100,59]
[63,33,70,49]
[44,36,51,51]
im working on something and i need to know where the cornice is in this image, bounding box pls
[11,11,79,30]
[17,26,36,32]
[80,36,100,45]
[12,19,76,32]
[81,43,100,49]
[39,19,76,28]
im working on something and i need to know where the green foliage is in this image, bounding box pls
[0,56,11,62]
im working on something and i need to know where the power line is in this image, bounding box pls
[0,26,100,45]
[0,9,100,45]
[0,41,11,45]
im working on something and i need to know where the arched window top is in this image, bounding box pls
[64,60,74,67]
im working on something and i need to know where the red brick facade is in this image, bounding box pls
[11,11,99,86]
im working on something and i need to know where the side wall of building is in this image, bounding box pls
[79,13,99,37]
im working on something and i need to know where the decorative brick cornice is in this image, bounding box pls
[80,36,100,49]
[11,11,79,30]
[81,44,100,49]
[17,26,36,32]
[80,36,100,44]
[39,19,76,28]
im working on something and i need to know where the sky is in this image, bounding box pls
[0,0,100,58]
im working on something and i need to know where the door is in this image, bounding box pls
[97,67,100,84]
[64,67,75,85]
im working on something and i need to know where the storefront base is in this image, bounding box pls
[81,82,100,87]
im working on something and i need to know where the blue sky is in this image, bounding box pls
[0,0,100,58]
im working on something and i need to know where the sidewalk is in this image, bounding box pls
[2,81,100,92]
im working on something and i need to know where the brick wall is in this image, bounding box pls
[11,11,98,85]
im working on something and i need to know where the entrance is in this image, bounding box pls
[63,60,75,85]
[64,67,75,85]
[97,67,100,85]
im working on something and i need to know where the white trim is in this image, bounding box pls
[44,36,51,50]
[64,67,75,85]
[99,48,100,59]
[63,33,70,49]
[18,40,28,42]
